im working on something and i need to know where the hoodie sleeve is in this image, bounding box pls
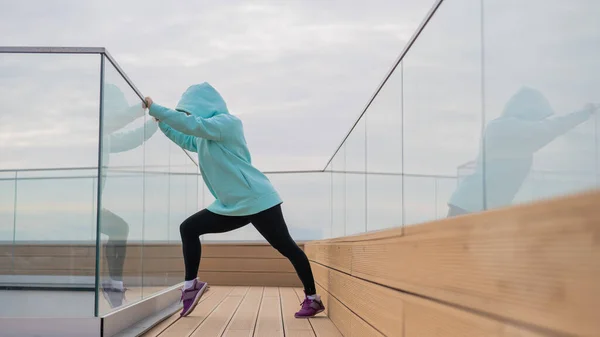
[158,122,198,152]
[109,119,158,153]
[491,109,593,152]
[149,103,234,141]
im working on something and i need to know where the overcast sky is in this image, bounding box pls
[1,0,599,242]
[0,0,434,171]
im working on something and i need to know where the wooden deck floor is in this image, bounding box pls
[143,286,342,337]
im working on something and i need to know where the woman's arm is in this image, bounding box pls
[145,97,236,142]
[157,121,198,152]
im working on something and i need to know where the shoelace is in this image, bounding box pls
[180,285,211,302]
[299,298,312,309]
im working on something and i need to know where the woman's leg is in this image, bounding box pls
[249,205,316,296]
[180,209,249,281]
[178,209,249,317]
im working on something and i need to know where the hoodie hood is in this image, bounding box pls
[175,82,229,118]
[501,87,554,121]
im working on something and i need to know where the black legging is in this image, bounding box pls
[180,204,316,295]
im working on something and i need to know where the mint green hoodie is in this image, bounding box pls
[148,82,282,216]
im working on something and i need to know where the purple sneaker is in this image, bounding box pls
[295,294,325,318]
[180,279,208,317]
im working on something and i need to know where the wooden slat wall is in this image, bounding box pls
[306,191,600,337]
[0,243,302,287]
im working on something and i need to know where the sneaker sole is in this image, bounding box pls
[180,283,208,317]
[294,307,325,319]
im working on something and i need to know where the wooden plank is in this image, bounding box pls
[292,288,342,337]
[310,264,549,337]
[2,271,299,287]
[159,286,233,337]
[9,269,96,276]
[198,272,301,287]
[313,262,404,336]
[6,256,94,270]
[263,287,280,297]
[229,286,249,297]
[190,293,245,337]
[310,226,404,244]
[2,257,296,274]
[310,261,330,291]
[0,243,303,280]
[203,244,304,259]
[309,191,600,337]
[403,293,549,337]
[0,243,304,258]
[200,258,296,273]
[322,284,384,337]
[222,287,263,337]
[280,287,315,336]
[223,331,254,337]
[309,243,352,274]
[254,287,284,337]
[10,245,92,257]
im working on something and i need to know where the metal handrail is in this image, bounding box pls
[0,166,328,176]
[0,166,461,182]
[0,46,144,102]
[0,46,199,168]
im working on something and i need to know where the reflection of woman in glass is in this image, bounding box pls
[99,84,157,308]
[448,87,597,216]
[144,83,323,318]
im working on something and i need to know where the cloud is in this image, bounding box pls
[0,0,433,171]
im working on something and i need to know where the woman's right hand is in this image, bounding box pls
[143,97,153,109]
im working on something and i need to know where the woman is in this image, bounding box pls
[144,82,323,318]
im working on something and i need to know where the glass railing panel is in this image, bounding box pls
[364,173,403,232]
[167,145,190,243]
[202,172,330,241]
[0,54,101,170]
[14,169,98,241]
[0,53,101,317]
[0,172,16,283]
[98,55,149,314]
[344,119,366,235]
[0,171,17,242]
[403,174,459,224]
[434,176,459,219]
[365,65,403,232]
[325,163,333,239]
[403,0,483,224]
[481,0,600,211]
[331,145,346,237]
[269,172,331,241]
